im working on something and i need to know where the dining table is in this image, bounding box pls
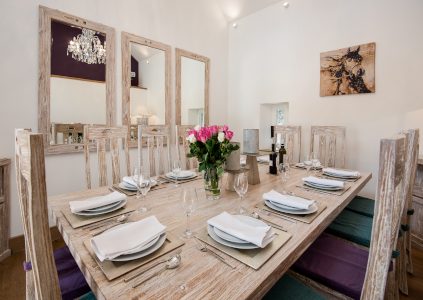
[48,165,371,299]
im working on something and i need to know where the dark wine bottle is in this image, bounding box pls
[269,152,278,174]
[279,141,287,165]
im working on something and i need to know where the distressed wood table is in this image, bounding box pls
[49,165,371,299]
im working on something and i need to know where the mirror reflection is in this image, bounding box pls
[49,20,107,145]
[130,43,166,127]
[180,57,205,126]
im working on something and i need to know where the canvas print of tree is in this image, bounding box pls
[320,42,375,96]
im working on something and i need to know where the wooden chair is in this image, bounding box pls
[15,129,91,299]
[273,125,301,164]
[310,126,346,168]
[140,125,171,177]
[84,125,130,189]
[271,134,409,299]
[176,125,198,170]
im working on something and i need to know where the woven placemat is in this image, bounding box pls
[84,233,184,281]
[295,183,351,196]
[196,226,291,270]
[256,201,327,224]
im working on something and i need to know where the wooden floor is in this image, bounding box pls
[0,241,422,299]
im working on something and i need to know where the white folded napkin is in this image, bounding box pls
[257,155,270,163]
[122,176,137,187]
[323,168,360,178]
[302,176,344,188]
[168,170,195,178]
[91,216,166,261]
[207,212,274,248]
[263,189,315,210]
[69,191,126,213]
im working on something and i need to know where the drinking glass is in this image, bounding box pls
[234,173,248,215]
[304,155,313,175]
[181,188,198,238]
[278,162,290,194]
[172,160,182,187]
[133,167,150,213]
[311,153,321,175]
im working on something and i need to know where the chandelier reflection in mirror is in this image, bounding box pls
[67,28,106,64]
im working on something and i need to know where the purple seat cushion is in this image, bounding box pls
[292,233,368,300]
[53,246,91,300]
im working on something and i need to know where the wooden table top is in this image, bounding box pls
[49,165,371,300]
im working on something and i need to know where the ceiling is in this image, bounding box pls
[215,0,283,22]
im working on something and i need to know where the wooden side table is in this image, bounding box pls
[0,158,11,261]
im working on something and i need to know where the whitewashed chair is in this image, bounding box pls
[140,125,171,177]
[310,126,346,168]
[273,125,301,164]
[83,125,130,189]
[282,133,411,299]
[15,129,91,299]
[176,125,198,170]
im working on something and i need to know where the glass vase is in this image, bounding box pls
[204,166,221,200]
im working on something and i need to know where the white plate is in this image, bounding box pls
[322,172,359,179]
[213,227,250,244]
[119,179,158,191]
[208,215,269,249]
[265,199,318,215]
[74,199,127,216]
[84,200,124,213]
[295,163,323,170]
[304,182,343,191]
[268,200,305,211]
[165,170,197,179]
[109,233,167,262]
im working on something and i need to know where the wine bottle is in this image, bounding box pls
[269,152,278,174]
[279,140,287,165]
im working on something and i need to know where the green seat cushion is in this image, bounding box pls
[327,210,372,247]
[263,274,325,300]
[76,292,96,300]
[346,196,375,217]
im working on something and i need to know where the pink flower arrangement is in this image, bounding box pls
[187,125,234,144]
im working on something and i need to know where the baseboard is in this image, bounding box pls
[411,233,423,251]
[9,226,62,253]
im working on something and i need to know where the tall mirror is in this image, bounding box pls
[121,32,171,145]
[175,48,209,126]
[39,6,115,154]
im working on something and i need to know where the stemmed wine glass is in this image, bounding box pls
[133,167,151,213]
[172,160,182,187]
[304,154,313,175]
[278,162,290,194]
[181,188,197,238]
[311,152,321,175]
[234,172,248,215]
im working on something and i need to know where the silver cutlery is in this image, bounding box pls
[132,254,181,288]
[250,212,287,232]
[91,214,129,236]
[194,237,236,269]
[83,212,132,231]
[124,252,181,282]
[258,208,297,223]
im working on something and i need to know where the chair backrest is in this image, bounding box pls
[403,129,420,215]
[361,130,418,299]
[140,125,171,176]
[273,125,301,164]
[84,126,130,189]
[15,129,61,300]
[310,126,346,168]
[176,125,198,170]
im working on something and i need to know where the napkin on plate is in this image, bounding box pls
[302,176,344,188]
[168,170,195,178]
[263,189,315,210]
[257,155,270,163]
[91,215,166,261]
[69,191,126,213]
[323,168,360,178]
[122,176,137,187]
[207,212,274,248]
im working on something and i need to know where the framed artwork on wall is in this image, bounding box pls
[320,42,375,97]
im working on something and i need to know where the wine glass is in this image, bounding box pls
[278,162,290,194]
[234,173,248,215]
[172,160,182,187]
[133,167,150,213]
[181,188,197,238]
[311,153,321,175]
[304,155,313,175]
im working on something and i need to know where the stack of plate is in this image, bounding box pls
[257,155,270,164]
[101,223,167,262]
[165,170,197,180]
[322,168,361,180]
[207,215,269,250]
[74,199,127,216]
[264,199,317,215]
[295,162,322,170]
[119,177,158,191]
[303,177,344,191]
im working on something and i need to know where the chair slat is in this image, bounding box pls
[310,126,346,168]
[273,125,301,164]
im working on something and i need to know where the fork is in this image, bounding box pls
[194,237,236,269]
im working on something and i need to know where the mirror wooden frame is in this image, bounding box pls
[38,6,115,155]
[121,32,171,147]
[175,48,210,126]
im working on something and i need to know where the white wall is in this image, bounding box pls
[0,0,229,237]
[50,77,106,124]
[228,0,423,198]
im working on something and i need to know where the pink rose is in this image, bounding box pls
[209,125,219,135]
[225,130,234,141]
[221,125,229,132]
